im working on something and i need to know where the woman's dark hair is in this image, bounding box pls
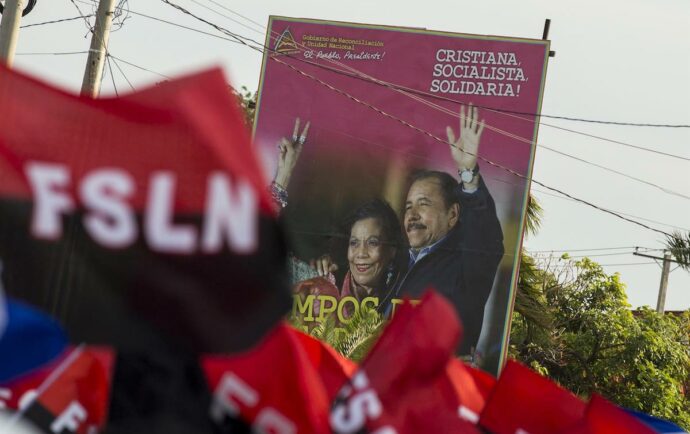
[344,199,405,248]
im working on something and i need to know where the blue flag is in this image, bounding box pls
[626,409,688,434]
[0,298,67,383]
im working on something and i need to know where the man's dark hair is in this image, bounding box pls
[409,170,459,209]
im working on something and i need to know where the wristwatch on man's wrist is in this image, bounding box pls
[458,164,480,184]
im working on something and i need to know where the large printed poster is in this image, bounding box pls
[254,17,550,374]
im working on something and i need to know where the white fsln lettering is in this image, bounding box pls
[458,405,479,423]
[145,171,196,254]
[254,408,297,434]
[23,162,259,254]
[80,169,136,248]
[26,162,74,239]
[50,401,87,433]
[371,428,398,434]
[201,173,257,254]
[18,389,38,411]
[210,372,259,421]
[210,373,298,433]
[331,372,396,434]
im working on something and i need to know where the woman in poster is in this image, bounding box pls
[270,119,405,316]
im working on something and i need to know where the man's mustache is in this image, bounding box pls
[406,222,427,232]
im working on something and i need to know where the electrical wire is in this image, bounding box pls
[106,54,119,96]
[188,0,690,129]
[188,0,265,36]
[205,5,690,158]
[275,56,677,238]
[528,246,661,253]
[71,0,249,46]
[110,56,135,91]
[158,0,690,201]
[107,54,171,79]
[202,0,266,32]
[158,0,680,238]
[67,0,93,33]
[20,15,95,28]
[540,251,651,259]
[530,187,690,232]
[554,261,659,267]
[15,51,89,56]
[537,145,690,200]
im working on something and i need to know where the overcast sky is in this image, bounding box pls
[10,0,690,310]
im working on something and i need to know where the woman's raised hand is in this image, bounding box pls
[274,118,310,189]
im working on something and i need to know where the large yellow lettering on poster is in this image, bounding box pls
[291,294,419,324]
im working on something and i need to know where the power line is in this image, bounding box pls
[545,251,650,259]
[274,57,676,238]
[159,0,678,239]
[531,121,689,162]
[202,0,265,31]
[315,64,690,161]
[157,1,690,200]
[188,0,265,36]
[538,145,690,200]
[72,0,249,46]
[92,0,690,130]
[106,54,119,96]
[110,56,134,90]
[66,0,93,33]
[548,261,659,267]
[530,187,690,232]
[20,15,95,28]
[107,54,171,79]
[15,51,89,56]
[528,246,661,253]
[179,1,690,129]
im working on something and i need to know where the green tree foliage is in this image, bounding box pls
[236,92,690,428]
[667,231,690,271]
[510,257,690,429]
[236,86,257,130]
[288,308,385,363]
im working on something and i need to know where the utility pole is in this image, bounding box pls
[633,249,677,314]
[655,251,672,314]
[81,0,116,97]
[0,0,25,66]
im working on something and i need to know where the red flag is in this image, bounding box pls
[446,358,496,424]
[479,360,587,434]
[559,394,656,434]
[0,346,114,433]
[330,290,480,434]
[289,325,356,399]
[0,64,291,355]
[201,323,332,433]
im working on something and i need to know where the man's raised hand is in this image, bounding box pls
[446,103,485,172]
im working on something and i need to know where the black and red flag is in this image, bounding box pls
[0,65,292,431]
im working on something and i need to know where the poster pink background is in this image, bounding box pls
[254,17,549,373]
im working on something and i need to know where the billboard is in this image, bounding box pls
[253,16,550,374]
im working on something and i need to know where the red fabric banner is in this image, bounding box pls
[202,323,337,433]
[0,346,114,433]
[330,291,480,434]
[479,360,587,434]
[0,64,292,356]
[560,394,656,434]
